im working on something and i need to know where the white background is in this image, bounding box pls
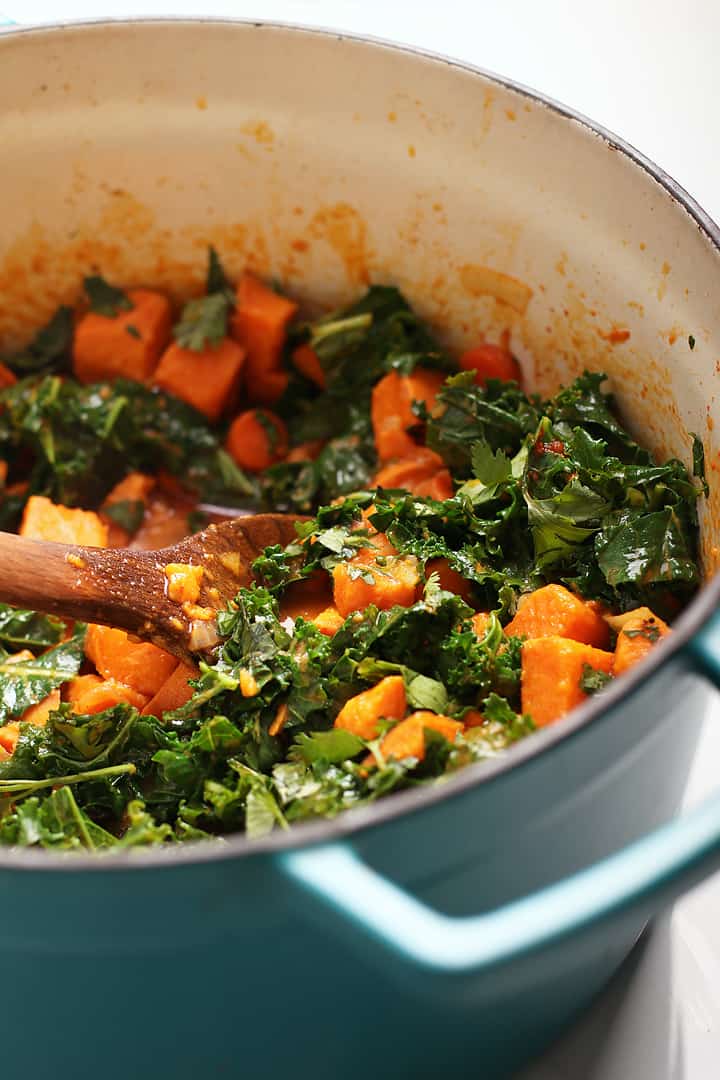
[2,2,720,1076]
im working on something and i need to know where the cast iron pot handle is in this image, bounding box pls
[278,619,720,976]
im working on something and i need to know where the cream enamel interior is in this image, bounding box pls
[0,20,718,574]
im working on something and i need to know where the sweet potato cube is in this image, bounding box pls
[84,624,178,698]
[20,495,108,547]
[505,584,610,648]
[292,344,325,389]
[371,369,445,462]
[613,607,670,676]
[333,533,420,617]
[154,337,245,421]
[230,273,297,403]
[521,636,614,727]
[312,606,345,636]
[371,710,464,765]
[68,678,148,714]
[142,663,198,717]
[334,675,407,740]
[73,288,172,383]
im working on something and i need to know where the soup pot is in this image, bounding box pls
[1,18,720,1080]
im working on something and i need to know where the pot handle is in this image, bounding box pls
[279,617,720,975]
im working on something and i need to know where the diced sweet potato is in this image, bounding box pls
[20,495,109,547]
[333,533,420,617]
[413,469,454,501]
[154,337,245,422]
[84,624,178,698]
[0,722,20,754]
[368,710,464,765]
[334,675,407,740]
[459,343,522,387]
[371,369,445,462]
[69,678,149,714]
[426,557,474,604]
[230,273,297,404]
[226,409,289,472]
[613,607,670,676]
[471,612,492,639]
[312,606,345,636]
[142,663,198,717]
[280,573,334,623]
[292,344,325,389]
[73,288,172,383]
[101,471,156,547]
[505,584,610,648]
[521,636,614,727]
[21,689,61,727]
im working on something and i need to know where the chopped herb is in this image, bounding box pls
[579,664,613,694]
[125,324,141,340]
[689,335,696,350]
[102,498,145,534]
[84,275,133,317]
[173,293,230,351]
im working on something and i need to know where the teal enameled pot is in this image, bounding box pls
[1,18,720,1079]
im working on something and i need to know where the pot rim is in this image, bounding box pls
[0,15,718,872]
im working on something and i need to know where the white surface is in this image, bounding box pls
[2,2,720,1076]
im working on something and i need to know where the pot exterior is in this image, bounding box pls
[0,648,708,1078]
[0,19,719,1079]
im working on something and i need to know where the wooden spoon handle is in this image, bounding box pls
[0,531,167,634]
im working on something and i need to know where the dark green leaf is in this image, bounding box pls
[173,293,230,351]
[84,275,133,317]
[0,625,85,722]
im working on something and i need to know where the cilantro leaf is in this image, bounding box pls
[471,439,512,486]
[84,275,133,317]
[579,664,613,694]
[173,293,230,351]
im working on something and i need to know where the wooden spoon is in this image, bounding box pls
[0,514,301,665]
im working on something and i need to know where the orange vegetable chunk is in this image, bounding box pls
[312,606,345,637]
[20,495,108,547]
[164,563,204,605]
[332,533,420,617]
[334,675,407,740]
[458,343,522,387]
[84,624,178,698]
[521,636,614,727]
[154,337,245,421]
[69,678,148,714]
[505,584,610,648]
[371,710,464,764]
[226,409,289,472]
[371,369,445,462]
[101,471,156,547]
[230,273,298,403]
[0,722,20,754]
[142,663,198,717]
[292,344,326,388]
[21,689,61,728]
[73,288,172,383]
[471,612,492,639]
[613,607,670,676]
[425,557,474,604]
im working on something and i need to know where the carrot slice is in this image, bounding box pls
[334,675,407,740]
[154,337,245,421]
[521,636,614,727]
[459,343,522,387]
[226,409,289,472]
[73,288,172,383]
[20,495,108,547]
